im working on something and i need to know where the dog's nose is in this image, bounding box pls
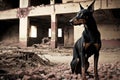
[69,19,73,25]
[69,19,72,23]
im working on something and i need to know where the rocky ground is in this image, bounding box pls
[0,45,120,80]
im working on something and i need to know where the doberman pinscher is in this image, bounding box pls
[69,0,101,80]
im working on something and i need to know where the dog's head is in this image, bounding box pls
[69,0,95,25]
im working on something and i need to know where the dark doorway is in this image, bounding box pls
[0,19,19,45]
[28,16,51,46]
[0,0,19,10]
[55,0,62,4]
[30,0,50,6]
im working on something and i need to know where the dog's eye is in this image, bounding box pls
[82,15,86,18]
[85,16,88,19]
[80,13,83,16]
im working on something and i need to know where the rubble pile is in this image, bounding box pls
[0,52,52,68]
[0,48,54,80]
[0,62,120,80]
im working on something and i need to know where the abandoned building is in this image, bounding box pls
[0,0,120,48]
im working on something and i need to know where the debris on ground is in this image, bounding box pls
[0,46,119,80]
[0,62,120,80]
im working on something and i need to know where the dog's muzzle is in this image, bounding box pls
[69,18,86,25]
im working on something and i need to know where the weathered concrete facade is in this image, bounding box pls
[0,0,120,48]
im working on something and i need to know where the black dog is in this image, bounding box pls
[69,0,101,80]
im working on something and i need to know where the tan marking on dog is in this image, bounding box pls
[73,19,86,24]
[78,19,86,24]
[77,58,79,62]
[94,43,100,50]
[83,43,91,50]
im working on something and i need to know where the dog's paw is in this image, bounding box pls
[94,75,99,80]
[83,77,87,80]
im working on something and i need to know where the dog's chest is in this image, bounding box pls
[83,43,100,50]
[83,43,99,57]
[83,30,99,43]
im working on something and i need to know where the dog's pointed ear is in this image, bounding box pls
[79,3,84,10]
[88,0,95,12]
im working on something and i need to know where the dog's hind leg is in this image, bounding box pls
[94,52,99,80]
[85,60,91,76]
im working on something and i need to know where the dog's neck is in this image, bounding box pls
[82,16,100,43]
[85,16,98,33]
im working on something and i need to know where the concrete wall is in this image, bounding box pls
[64,26,74,47]
[98,24,120,48]
[98,24,120,40]
[74,25,84,43]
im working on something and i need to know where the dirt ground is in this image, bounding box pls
[0,45,120,80]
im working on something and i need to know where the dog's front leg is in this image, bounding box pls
[81,52,87,80]
[94,52,99,80]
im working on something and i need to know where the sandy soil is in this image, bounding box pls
[44,48,120,64]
